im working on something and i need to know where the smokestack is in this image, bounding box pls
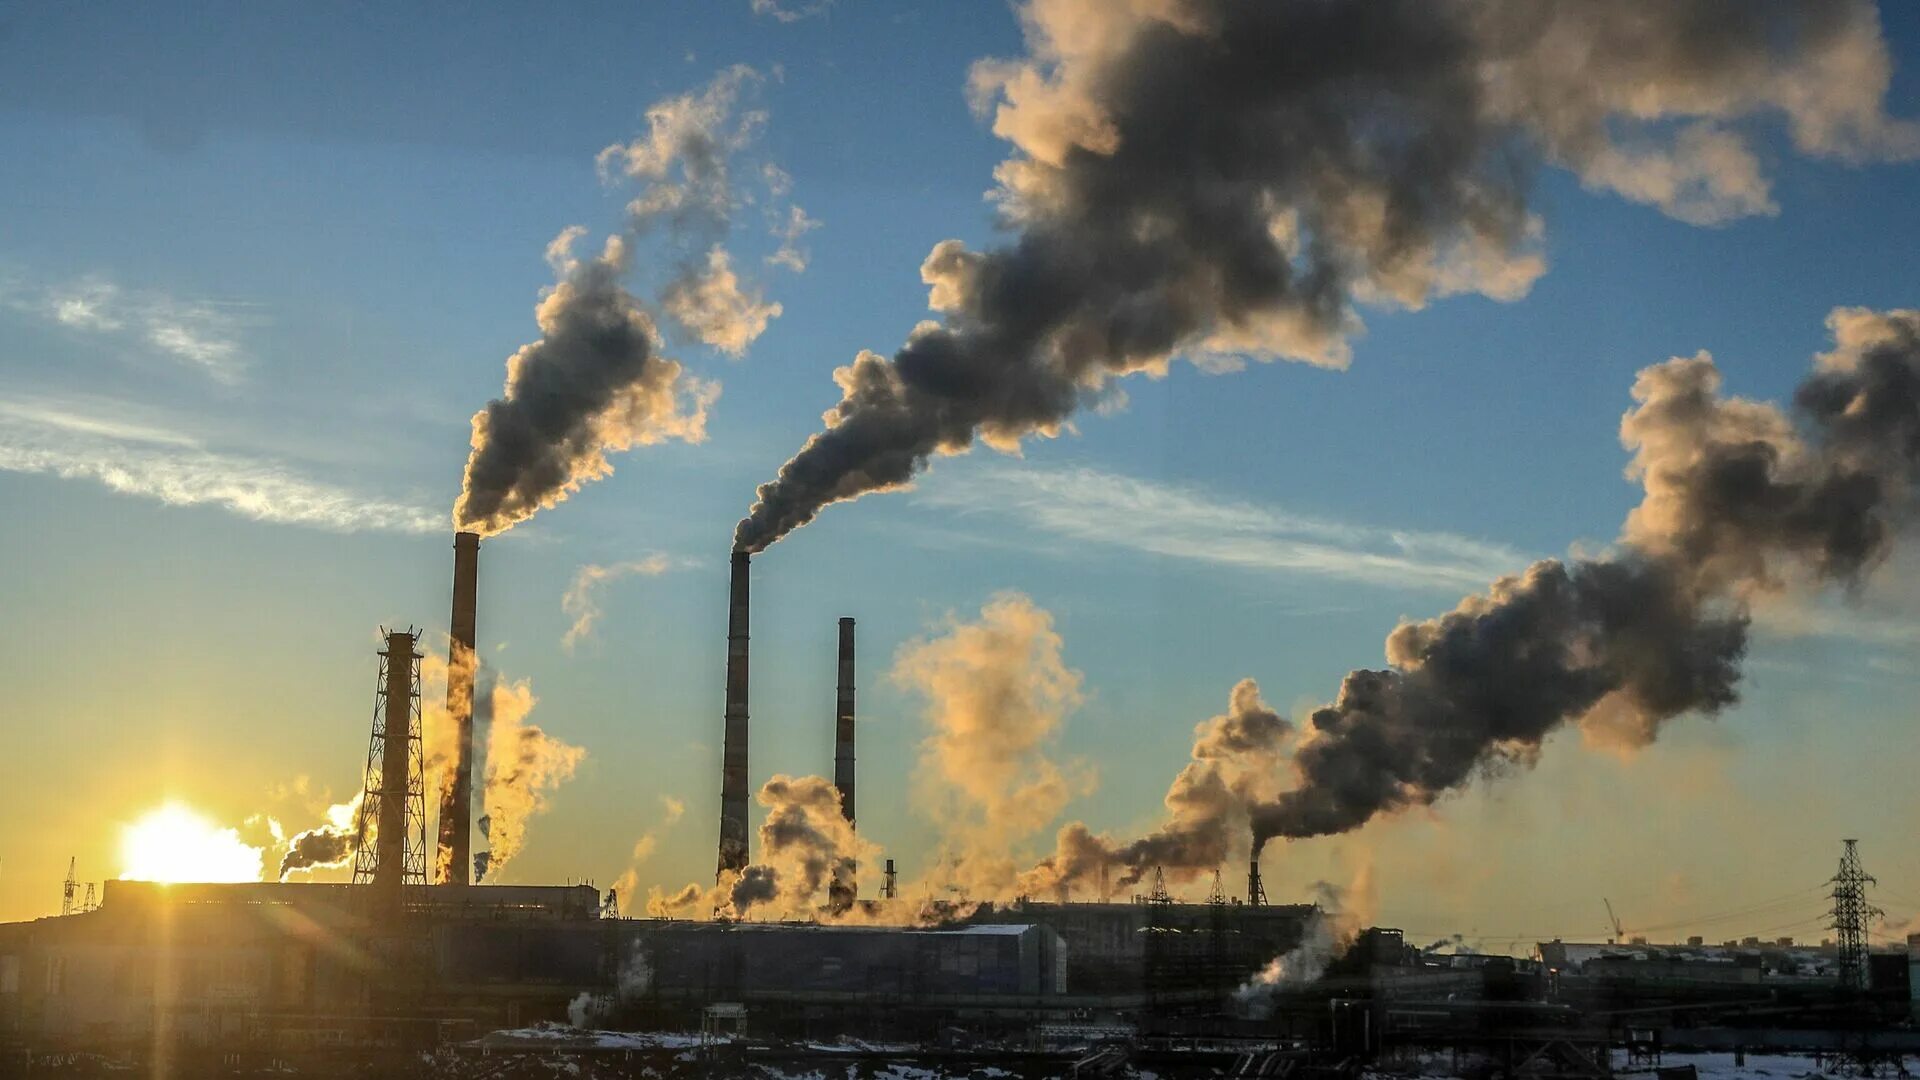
[375,630,420,903]
[717,551,751,880]
[834,617,856,825]
[437,531,479,885]
[1247,857,1267,907]
[829,617,857,911]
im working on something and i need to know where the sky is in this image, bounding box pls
[4,1,1920,948]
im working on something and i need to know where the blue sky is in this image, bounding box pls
[4,2,1920,945]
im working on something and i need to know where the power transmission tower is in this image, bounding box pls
[1829,838,1882,991]
[351,630,429,902]
[1148,866,1172,905]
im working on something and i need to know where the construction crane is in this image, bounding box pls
[61,858,78,917]
[1604,897,1624,944]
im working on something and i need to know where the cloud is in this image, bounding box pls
[0,398,441,532]
[751,0,831,23]
[916,463,1530,592]
[561,554,687,649]
[2,271,256,383]
[766,205,820,273]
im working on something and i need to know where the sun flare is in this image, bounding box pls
[119,803,265,884]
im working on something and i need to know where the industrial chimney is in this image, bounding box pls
[436,531,480,885]
[373,630,422,905]
[716,551,751,880]
[833,617,856,825]
[828,617,857,912]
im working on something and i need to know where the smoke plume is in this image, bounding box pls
[1021,678,1292,895]
[598,64,806,356]
[735,0,1916,553]
[562,554,678,650]
[724,775,882,918]
[277,793,363,880]
[453,230,718,536]
[611,794,686,914]
[891,593,1089,895]
[1250,307,1920,845]
[476,667,587,880]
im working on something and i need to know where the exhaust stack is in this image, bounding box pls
[436,531,480,885]
[375,630,421,903]
[717,551,751,880]
[829,617,857,911]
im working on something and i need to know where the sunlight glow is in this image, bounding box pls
[119,803,265,884]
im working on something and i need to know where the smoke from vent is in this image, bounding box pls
[734,0,1916,553]
[727,774,880,918]
[1020,678,1293,895]
[276,793,364,880]
[479,668,587,880]
[891,592,1088,896]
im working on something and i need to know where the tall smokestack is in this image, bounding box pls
[717,551,751,880]
[375,630,420,904]
[829,617,857,911]
[437,531,479,885]
[834,617,856,825]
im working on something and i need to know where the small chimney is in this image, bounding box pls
[716,551,751,880]
[375,630,420,904]
[437,531,480,885]
[829,617,857,912]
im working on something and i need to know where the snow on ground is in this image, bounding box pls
[478,1023,718,1050]
[1371,1051,1868,1080]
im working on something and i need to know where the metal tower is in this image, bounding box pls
[352,630,429,904]
[1206,866,1227,906]
[1148,866,1172,905]
[1248,857,1268,907]
[1828,838,1882,991]
[61,858,77,917]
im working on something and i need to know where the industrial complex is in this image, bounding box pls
[2,534,1916,1078]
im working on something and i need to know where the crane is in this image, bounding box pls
[1604,897,1624,944]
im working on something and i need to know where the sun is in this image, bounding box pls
[119,803,265,884]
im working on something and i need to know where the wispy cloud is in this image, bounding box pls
[915,464,1531,592]
[750,0,831,23]
[562,555,692,649]
[1,270,257,383]
[0,398,439,533]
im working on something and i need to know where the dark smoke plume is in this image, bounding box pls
[454,230,718,536]
[277,793,363,879]
[736,0,1915,552]
[1251,308,1920,845]
[278,826,353,879]
[1022,679,1292,894]
[1012,309,1920,890]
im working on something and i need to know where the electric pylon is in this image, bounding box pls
[1829,838,1882,991]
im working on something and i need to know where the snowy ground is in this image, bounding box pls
[1369,1051,1888,1080]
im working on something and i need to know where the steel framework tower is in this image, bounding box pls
[352,630,429,904]
[1828,838,1882,991]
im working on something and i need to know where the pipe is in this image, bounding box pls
[829,617,857,911]
[436,531,479,885]
[375,630,419,902]
[717,551,751,880]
